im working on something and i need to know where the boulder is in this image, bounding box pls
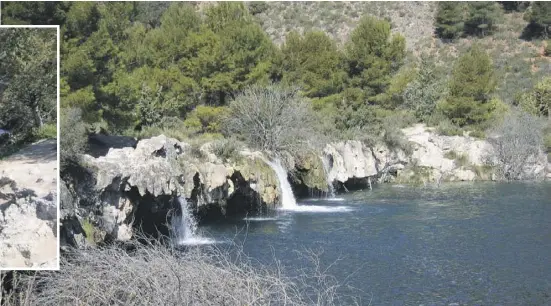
[323,140,378,184]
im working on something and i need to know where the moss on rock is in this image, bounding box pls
[292,152,328,193]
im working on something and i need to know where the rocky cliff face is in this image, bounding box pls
[62,135,280,246]
[323,124,549,187]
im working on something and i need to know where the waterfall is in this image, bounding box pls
[171,197,213,245]
[264,158,298,209]
[320,155,335,198]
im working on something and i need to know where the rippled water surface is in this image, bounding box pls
[203,182,551,305]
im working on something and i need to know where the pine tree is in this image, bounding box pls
[524,1,551,37]
[439,45,497,126]
[345,16,405,99]
[435,2,467,40]
[281,30,345,98]
[464,2,503,37]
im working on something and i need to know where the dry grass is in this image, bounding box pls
[255,1,435,51]
[2,237,360,306]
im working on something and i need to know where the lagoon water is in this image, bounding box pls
[202,182,551,305]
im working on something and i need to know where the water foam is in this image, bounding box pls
[264,158,353,213]
[172,197,217,245]
[278,205,353,213]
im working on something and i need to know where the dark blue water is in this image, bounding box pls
[202,182,551,305]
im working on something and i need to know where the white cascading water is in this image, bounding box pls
[320,155,336,198]
[264,158,351,212]
[264,159,298,209]
[172,197,214,245]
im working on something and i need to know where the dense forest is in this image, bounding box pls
[0,28,57,156]
[2,1,550,166]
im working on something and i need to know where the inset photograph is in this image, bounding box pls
[0,26,59,269]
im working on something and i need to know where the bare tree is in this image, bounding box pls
[487,110,545,180]
[225,84,316,155]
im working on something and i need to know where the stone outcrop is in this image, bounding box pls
[61,126,550,246]
[0,139,58,268]
[63,135,279,243]
[323,124,549,187]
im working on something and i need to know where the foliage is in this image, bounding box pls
[402,56,446,121]
[435,2,467,40]
[60,108,88,168]
[210,138,243,161]
[0,1,68,25]
[247,2,269,15]
[225,84,315,154]
[33,123,57,140]
[439,45,497,126]
[523,1,551,38]
[0,28,57,144]
[515,76,551,119]
[184,106,228,135]
[545,40,551,56]
[344,16,406,100]
[444,150,470,167]
[280,30,346,98]
[464,2,503,37]
[499,1,529,13]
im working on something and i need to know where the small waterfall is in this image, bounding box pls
[264,158,297,209]
[320,155,335,198]
[264,157,352,213]
[171,197,213,245]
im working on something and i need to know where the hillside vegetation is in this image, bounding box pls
[2,1,550,168]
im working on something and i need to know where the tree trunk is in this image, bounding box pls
[33,104,43,128]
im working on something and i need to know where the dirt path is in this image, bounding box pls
[0,139,57,198]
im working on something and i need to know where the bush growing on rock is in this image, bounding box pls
[225,84,316,155]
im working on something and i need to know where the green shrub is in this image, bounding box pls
[444,150,459,160]
[210,138,243,161]
[469,130,486,139]
[544,130,551,151]
[60,108,88,169]
[184,106,228,134]
[455,153,470,167]
[81,218,99,245]
[444,150,470,167]
[33,123,57,140]
[436,119,463,136]
[545,40,551,57]
[435,2,467,39]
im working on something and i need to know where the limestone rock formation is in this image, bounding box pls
[322,124,549,187]
[64,135,279,242]
[0,139,58,268]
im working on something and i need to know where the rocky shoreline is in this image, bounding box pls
[60,124,550,247]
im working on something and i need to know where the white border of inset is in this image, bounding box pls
[0,24,61,271]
